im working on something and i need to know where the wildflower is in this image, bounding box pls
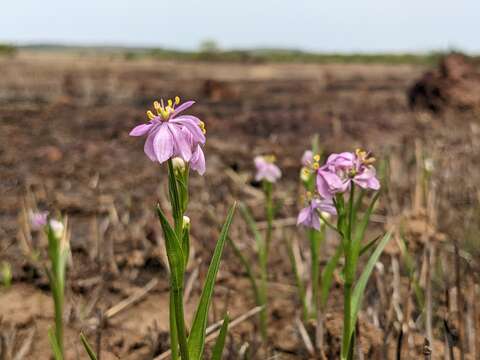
[301,150,314,167]
[49,219,65,239]
[129,98,206,174]
[29,211,48,230]
[297,198,336,230]
[254,155,281,183]
[316,150,380,198]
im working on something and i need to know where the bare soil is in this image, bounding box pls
[0,52,479,359]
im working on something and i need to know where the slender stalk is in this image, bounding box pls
[47,226,66,358]
[166,159,189,360]
[169,292,179,360]
[341,184,355,360]
[172,285,189,360]
[53,289,64,355]
[259,181,274,341]
[308,229,320,319]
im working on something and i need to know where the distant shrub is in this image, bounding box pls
[0,44,16,57]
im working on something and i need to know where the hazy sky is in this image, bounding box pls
[1,0,479,53]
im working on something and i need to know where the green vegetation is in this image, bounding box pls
[147,48,448,65]
[19,43,480,65]
[0,43,17,56]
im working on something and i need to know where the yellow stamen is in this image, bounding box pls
[153,101,162,115]
[168,99,173,108]
[313,162,320,170]
[313,154,320,161]
[146,110,155,120]
[175,96,181,105]
[264,155,276,163]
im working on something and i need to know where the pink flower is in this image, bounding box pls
[254,156,281,183]
[29,211,48,230]
[130,97,206,175]
[316,150,380,198]
[297,198,336,230]
[301,150,314,167]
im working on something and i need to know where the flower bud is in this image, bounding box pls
[172,157,186,175]
[320,211,331,222]
[49,219,65,239]
[300,167,311,182]
[182,215,190,230]
[29,210,48,230]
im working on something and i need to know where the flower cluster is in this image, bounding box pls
[317,150,380,199]
[129,97,206,175]
[254,155,282,183]
[29,210,64,237]
[297,149,380,230]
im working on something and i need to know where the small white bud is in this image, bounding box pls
[424,158,434,173]
[182,216,190,229]
[172,157,186,173]
[49,219,65,239]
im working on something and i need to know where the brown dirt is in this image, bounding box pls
[0,52,479,359]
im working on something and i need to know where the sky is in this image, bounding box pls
[1,0,479,53]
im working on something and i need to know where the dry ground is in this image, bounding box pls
[0,52,479,359]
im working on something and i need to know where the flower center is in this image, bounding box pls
[146,96,181,121]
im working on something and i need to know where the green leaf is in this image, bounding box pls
[359,234,382,257]
[320,242,343,309]
[211,314,230,360]
[167,159,183,236]
[349,231,392,337]
[188,203,236,360]
[227,236,260,305]
[182,226,190,270]
[169,291,179,360]
[349,192,380,277]
[238,203,264,256]
[48,328,63,360]
[80,332,98,360]
[285,236,308,321]
[155,205,185,287]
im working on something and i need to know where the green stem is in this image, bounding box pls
[169,292,179,360]
[341,184,355,360]
[260,181,274,341]
[166,159,189,360]
[54,291,64,355]
[308,229,320,319]
[172,285,189,360]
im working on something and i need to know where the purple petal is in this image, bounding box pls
[129,123,153,136]
[311,214,321,231]
[171,101,195,117]
[144,131,157,161]
[190,145,206,175]
[170,116,206,144]
[168,123,192,161]
[297,207,311,225]
[153,124,174,163]
[301,150,313,166]
[353,167,380,191]
[318,200,337,215]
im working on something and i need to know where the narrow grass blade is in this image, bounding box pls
[188,203,236,360]
[80,332,98,360]
[227,236,260,304]
[350,231,392,336]
[211,314,230,360]
[285,236,308,321]
[320,243,343,309]
[239,202,263,253]
[350,192,380,277]
[359,234,382,257]
[48,328,63,360]
[155,205,185,287]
